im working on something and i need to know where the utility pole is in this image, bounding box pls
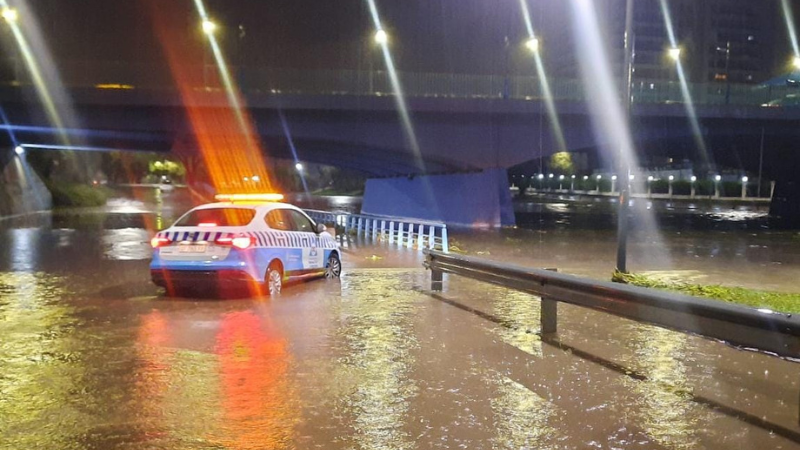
[616,0,635,273]
[757,126,765,198]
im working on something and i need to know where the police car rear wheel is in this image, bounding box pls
[325,254,341,279]
[267,266,282,295]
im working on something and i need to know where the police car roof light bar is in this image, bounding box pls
[215,193,285,203]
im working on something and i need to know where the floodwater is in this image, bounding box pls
[1,188,799,449]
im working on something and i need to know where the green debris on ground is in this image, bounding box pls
[612,270,800,314]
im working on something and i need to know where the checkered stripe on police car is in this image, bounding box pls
[158,231,232,242]
[156,230,337,249]
[246,231,338,249]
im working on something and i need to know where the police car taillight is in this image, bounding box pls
[150,236,171,248]
[215,236,254,249]
[232,236,255,249]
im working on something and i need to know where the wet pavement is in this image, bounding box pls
[1,188,799,449]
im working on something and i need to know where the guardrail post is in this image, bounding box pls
[540,297,557,335]
[357,217,363,236]
[431,268,443,291]
[389,221,396,244]
[380,220,386,240]
[428,225,435,249]
[407,223,415,248]
[441,226,449,253]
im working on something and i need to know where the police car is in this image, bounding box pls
[150,193,341,296]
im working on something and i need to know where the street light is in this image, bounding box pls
[558,174,564,190]
[794,56,800,70]
[596,174,602,192]
[741,176,748,199]
[611,175,617,194]
[570,174,576,191]
[2,7,18,23]
[714,175,721,198]
[668,47,681,61]
[690,175,697,198]
[668,175,674,197]
[374,29,388,45]
[14,145,23,156]
[295,162,303,171]
[201,19,217,35]
[526,37,539,54]
[647,176,654,196]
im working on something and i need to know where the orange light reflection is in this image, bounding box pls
[145,1,275,197]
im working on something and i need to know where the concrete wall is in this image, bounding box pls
[0,148,52,218]
[361,168,515,227]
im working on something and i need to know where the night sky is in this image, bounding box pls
[8,0,800,76]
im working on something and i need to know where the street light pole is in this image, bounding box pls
[616,0,634,273]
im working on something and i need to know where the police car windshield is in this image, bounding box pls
[174,208,255,227]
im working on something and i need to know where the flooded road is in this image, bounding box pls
[1,188,799,449]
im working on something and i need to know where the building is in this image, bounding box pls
[539,0,781,84]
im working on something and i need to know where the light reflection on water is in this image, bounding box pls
[627,326,700,449]
[0,272,81,449]
[332,269,420,450]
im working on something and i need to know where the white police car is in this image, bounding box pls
[150,194,341,296]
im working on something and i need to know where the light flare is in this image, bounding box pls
[519,0,568,154]
[659,0,709,166]
[781,0,800,59]
[366,0,424,172]
[147,0,275,196]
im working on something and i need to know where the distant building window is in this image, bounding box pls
[747,35,755,41]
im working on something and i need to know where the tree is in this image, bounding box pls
[549,152,575,175]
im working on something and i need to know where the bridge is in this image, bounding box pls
[2,64,800,224]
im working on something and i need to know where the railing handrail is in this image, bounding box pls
[424,249,800,360]
[303,208,447,228]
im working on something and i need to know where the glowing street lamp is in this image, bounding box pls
[570,174,576,191]
[690,175,697,198]
[295,162,303,171]
[201,19,217,35]
[14,145,23,156]
[668,175,675,197]
[647,176,654,196]
[668,47,682,62]
[595,174,602,192]
[374,29,388,45]
[714,175,721,198]
[741,176,748,199]
[611,175,617,193]
[526,37,540,54]
[558,174,564,190]
[2,7,18,23]
[794,56,800,70]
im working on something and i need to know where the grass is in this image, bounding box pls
[48,183,113,208]
[613,271,800,314]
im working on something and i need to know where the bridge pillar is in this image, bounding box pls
[361,168,515,227]
[0,147,52,218]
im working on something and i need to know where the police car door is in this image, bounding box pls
[285,209,324,273]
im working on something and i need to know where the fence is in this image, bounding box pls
[304,209,448,252]
[1,59,796,108]
[424,249,800,358]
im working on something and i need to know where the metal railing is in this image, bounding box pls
[305,209,448,252]
[424,250,800,359]
[0,59,797,108]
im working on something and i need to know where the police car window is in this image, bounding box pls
[286,210,315,233]
[174,208,255,227]
[265,210,292,231]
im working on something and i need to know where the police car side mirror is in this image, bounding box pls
[317,224,327,233]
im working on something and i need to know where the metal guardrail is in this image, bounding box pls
[305,209,449,252]
[424,250,800,359]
